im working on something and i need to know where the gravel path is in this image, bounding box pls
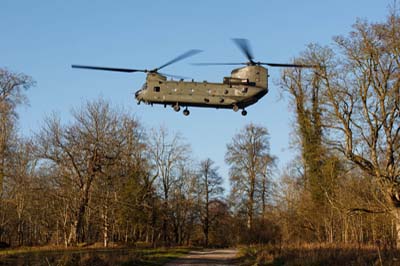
[164,249,239,266]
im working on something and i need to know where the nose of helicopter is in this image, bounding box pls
[135,90,145,103]
[135,90,141,100]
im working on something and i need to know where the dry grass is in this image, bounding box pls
[241,243,400,266]
[0,245,190,266]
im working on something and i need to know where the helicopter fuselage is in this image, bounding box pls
[73,39,317,117]
[135,65,268,115]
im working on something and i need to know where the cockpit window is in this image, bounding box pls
[141,83,147,90]
[154,86,160,92]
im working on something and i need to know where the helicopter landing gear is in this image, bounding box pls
[183,108,190,116]
[241,110,247,116]
[173,104,181,112]
[233,105,239,112]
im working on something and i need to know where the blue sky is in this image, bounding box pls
[1,0,393,185]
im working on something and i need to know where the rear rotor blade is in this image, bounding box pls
[157,49,202,71]
[232,38,254,63]
[191,62,247,66]
[260,62,319,68]
[71,65,145,73]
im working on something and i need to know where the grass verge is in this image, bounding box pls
[0,246,191,266]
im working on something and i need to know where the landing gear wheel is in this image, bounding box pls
[173,104,181,112]
[241,110,247,116]
[233,105,239,112]
[183,109,190,116]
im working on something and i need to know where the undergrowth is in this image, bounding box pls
[240,243,400,266]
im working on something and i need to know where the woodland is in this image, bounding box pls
[0,9,400,266]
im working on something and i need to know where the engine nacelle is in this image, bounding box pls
[230,65,268,89]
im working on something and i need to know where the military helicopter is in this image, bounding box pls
[72,39,316,116]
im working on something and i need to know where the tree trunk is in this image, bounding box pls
[247,175,255,230]
[204,217,209,248]
[68,221,77,246]
[204,176,209,247]
[75,203,87,243]
[103,206,108,247]
[102,190,109,248]
[74,178,93,244]
[392,208,400,248]
[162,218,168,245]
[262,177,266,220]
[343,215,348,244]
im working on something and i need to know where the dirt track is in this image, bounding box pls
[164,249,239,266]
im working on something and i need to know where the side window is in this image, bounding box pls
[242,87,248,93]
[153,86,160,92]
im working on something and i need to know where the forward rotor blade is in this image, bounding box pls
[71,65,145,73]
[157,49,202,71]
[191,62,247,66]
[232,38,254,63]
[260,62,319,68]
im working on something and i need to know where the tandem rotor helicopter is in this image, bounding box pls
[72,39,317,116]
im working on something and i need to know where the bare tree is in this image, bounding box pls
[36,99,141,245]
[148,127,190,244]
[225,123,274,231]
[7,140,36,246]
[0,68,34,194]
[170,162,196,245]
[280,12,400,245]
[328,15,400,245]
[196,158,224,247]
[259,155,276,220]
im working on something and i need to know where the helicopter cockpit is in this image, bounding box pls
[135,82,147,102]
